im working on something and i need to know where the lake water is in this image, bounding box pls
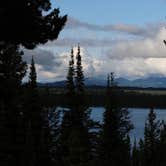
[90,107,166,142]
[56,107,166,143]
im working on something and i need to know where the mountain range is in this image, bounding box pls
[38,76,166,88]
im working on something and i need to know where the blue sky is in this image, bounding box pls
[54,0,166,25]
[24,0,166,82]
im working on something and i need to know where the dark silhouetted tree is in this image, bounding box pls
[97,74,133,166]
[158,120,166,166]
[24,56,51,166]
[131,139,139,166]
[0,43,27,165]
[0,0,67,48]
[144,108,160,166]
[66,48,75,95]
[75,44,85,94]
[29,56,37,88]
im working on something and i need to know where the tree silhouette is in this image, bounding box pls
[24,56,51,166]
[144,108,160,166]
[29,56,37,88]
[66,48,75,95]
[97,75,133,166]
[0,43,27,165]
[0,0,67,48]
[75,44,85,94]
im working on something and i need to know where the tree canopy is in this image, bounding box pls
[0,0,67,49]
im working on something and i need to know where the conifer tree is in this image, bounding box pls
[57,101,92,166]
[75,44,85,94]
[24,56,51,166]
[107,74,110,89]
[158,120,166,166]
[138,139,145,166]
[144,108,160,166]
[0,44,27,103]
[132,139,139,166]
[29,56,37,89]
[98,74,133,166]
[0,0,67,49]
[0,43,27,165]
[66,48,75,95]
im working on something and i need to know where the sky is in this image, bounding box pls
[23,0,166,82]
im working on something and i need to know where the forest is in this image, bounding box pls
[1,0,166,166]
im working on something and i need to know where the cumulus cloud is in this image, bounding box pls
[22,24,166,82]
[106,27,166,59]
[23,48,62,71]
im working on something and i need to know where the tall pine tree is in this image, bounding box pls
[75,44,85,94]
[24,56,51,166]
[144,108,160,166]
[97,74,133,166]
[66,48,75,95]
[0,43,27,166]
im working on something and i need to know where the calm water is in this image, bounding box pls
[55,107,166,142]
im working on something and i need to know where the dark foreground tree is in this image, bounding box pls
[23,56,51,166]
[75,44,85,94]
[159,120,166,166]
[0,43,27,165]
[56,94,94,166]
[96,75,133,166]
[66,48,75,95]
[143,108,160,166]
[131,139,140,166]
[0,0,67,48]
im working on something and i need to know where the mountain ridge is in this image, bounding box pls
[38,76,166,88]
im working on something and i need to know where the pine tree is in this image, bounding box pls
[110,72,115,87]
[57,103,92,166]
[132,139,139,166]
[0,0,67,49]
[75,44,85,94]
[24,56,51,166]
[138,139,145,166]
[97,74,133,166]
[0,43,27,103]
[29,56,37,89]
[66,48,75,95]
[158,120,166,166]
[0,43,27,166]
[144,108,160,166]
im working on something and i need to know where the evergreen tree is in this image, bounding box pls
[66,48,75,95]
[138,139,145,166]
[59,53,94,166]
[0,0,67,49]
[0,43,27,165]
[158,120,166,166]
[107,74,110,89]
[144,108,160,166]
[131,139,139,166]
[57,101,92,166]
[29,56,37,89]
[75,44,85,94]
[97,75,133,166]
[110,72,115,87]
[0,44,27,103]
[24,56,51,166]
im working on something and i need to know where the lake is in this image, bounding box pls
[56,107,166,143]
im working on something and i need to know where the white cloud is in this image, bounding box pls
[23,26,166,82]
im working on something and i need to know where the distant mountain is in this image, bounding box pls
[38,76,166,88]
